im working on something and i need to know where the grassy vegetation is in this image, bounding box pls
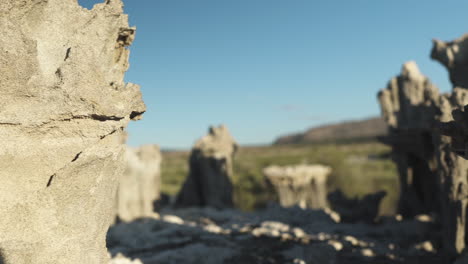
[161,141,399,215]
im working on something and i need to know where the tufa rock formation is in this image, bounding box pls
[377,61,441,218]
[437,104,468,159]
[432,89,468,256]
[431,34,468,89]
[175,125,238,208]
[0,0,144,263]
[263,164,331,209]
[116,145,162,222]
[431,35,468,256]
[378,36,468,257]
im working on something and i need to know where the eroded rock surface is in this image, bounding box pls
[431,34,468,256]
[263,164,331,209]
[378,36,468,257]
[433,89,468,256]
[377,61,440,218]
[107,205,445,264]
[431,34,468,89]
[116,145,162,222]
[175,125,238,208]
[0,1,144,263]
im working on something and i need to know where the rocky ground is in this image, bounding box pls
[108,204,447,264]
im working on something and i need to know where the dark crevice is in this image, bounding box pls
[90,114,124,122]
[117,34,129,45]
[59,115,123,122]
[71,152,82,162]
[0,248,4,264]
[55,68,64,86]
[55,68,63,80]
[46,174,55,187]
[43,127,119,189]
[0,122,21,126]
[130,111,144,120]
[116,28,135,47]
[64,47,71,61]
[100,129,119,139]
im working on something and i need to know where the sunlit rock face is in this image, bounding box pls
[377,61,441,218]
[116,145,162,222]
[263,164,331,209]
[175,125,238,208]
[0,0,144,263]
[431,34,468,89]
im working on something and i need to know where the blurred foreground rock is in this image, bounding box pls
[263,164,331,209]
[175,125,238,208]
[107,205,444,264]
[431,34,468,89]
[116,145,162,222]
[109,253,143,264]
[328,190,386,223]
[0,1,144,263]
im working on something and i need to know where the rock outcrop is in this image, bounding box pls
[437,105,468,159]
[377,61,441,218]
[378,36,468,257]
[0,1,144,263]
[431,35,468,255]
[431,34,468,89]
[263,164,331,209]
[433,90,468,256]
[175,125,238,208]
[116,145,162,222]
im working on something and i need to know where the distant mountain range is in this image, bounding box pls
[274,117,388,145]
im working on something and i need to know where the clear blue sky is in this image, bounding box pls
[78,0,468,149]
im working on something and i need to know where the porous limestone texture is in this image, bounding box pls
[175,125,238,208]
[431,34,468,89]
[377,61,441,218]
[0,1,145,263]
[263,164,331,209]
[116,145,162,222]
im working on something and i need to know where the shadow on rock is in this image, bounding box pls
[328,189,387,223]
